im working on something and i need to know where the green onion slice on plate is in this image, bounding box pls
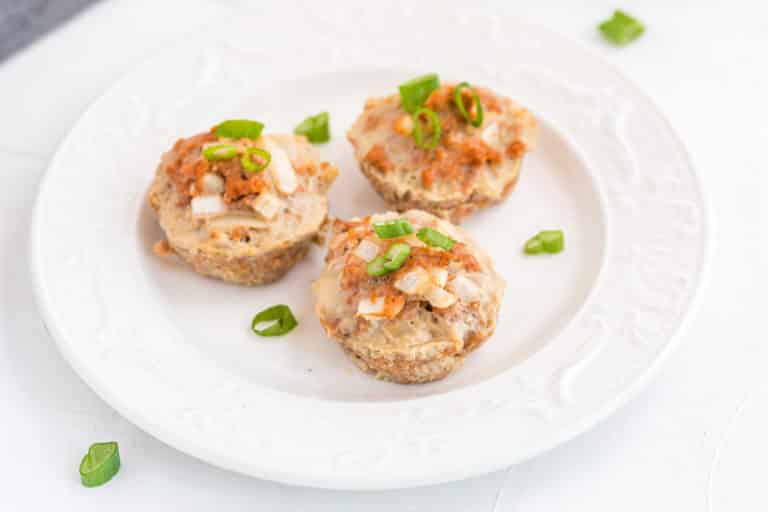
[294,112,330,143]
[598,10,644,46]
[202,144,238,161]
[251,305,298,337]
[241,147,271,173]
[372,219,414,239]
[416,227,455,250]
[399,73,440,113]
[79,442,120,488]
[524,236,544,254]
[453,82,484,127]
[214,119,264,140]
[412,108,441,150]
[524,230,565,254]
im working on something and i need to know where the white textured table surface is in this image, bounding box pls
[1,1,764,509]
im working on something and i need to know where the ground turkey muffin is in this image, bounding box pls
[148,125,338,285]
[313,209,505,383]
[347,82,537,223]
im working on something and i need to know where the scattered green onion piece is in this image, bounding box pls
[453,82,484,127]
[251,305,298,337]
[79,442,120,488]
[412,108,441,150]
[416,227,456,250]
[382,243,411,271]
[372,219,414,239]
[366,256,389,277]
[241,147,271,173]
[294,112,330,143]
[524,237,544,255]
[214,119,264,140]
[398,73,440,113]
[538,230,565,253]
[202,144,238,161]
[523,230,565,255]
[598,10,644,46]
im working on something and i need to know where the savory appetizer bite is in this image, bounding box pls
[348,74,537,223]
[313,209,505,384]
[148,120,338,285]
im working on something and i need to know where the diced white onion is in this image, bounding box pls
[262,138,298,194]
[250,192,283,219]
[191,195,226,216]
[201,173,224,194]
[430,267,448,288]
[425,286,457,309]
[353,239,380,262]
[481,121,499,146]
[356,295,386,317]
[394,267,430,295]
[450,273,481,303]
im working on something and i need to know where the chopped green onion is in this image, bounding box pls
[79,442,120,487]
[214,119,264,140]
[372,219,414,239]
[399,73,440,113]
[203,144,238,161]
[523,230,565,255]
[366,256,389,277]
[416,227,455,250]
[524,237,544,254]
[382,243,411,271]
[251,305,298,337]
[538,230,565,253]
[599,10,644,46]
[241,147,271,173]
[412,108,441,150]
[294,112,330,143]
[453,82,484,127]
[366,244,411,276]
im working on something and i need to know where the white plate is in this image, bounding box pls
[30,12,708,490]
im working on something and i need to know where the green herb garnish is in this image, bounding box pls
[524,230,565,254]
[80,442,120,487]
[382,243,411,271]
[372,219,414,239]
[214,119,264,140]
[251,305,298,337]
[412,107,441,150]
[453,82,484,127]
[416,227,455,250]
[294,112,330,143]
[241,147,271,173]
[202,144,238,161]
[599,10,644,46]
[367,243,411,276]
[399,73,440,113]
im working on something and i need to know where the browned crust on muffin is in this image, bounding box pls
[342,345,463,384]
[358,159,521,223]
[168,235,311,286]
[317,315,484,384]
